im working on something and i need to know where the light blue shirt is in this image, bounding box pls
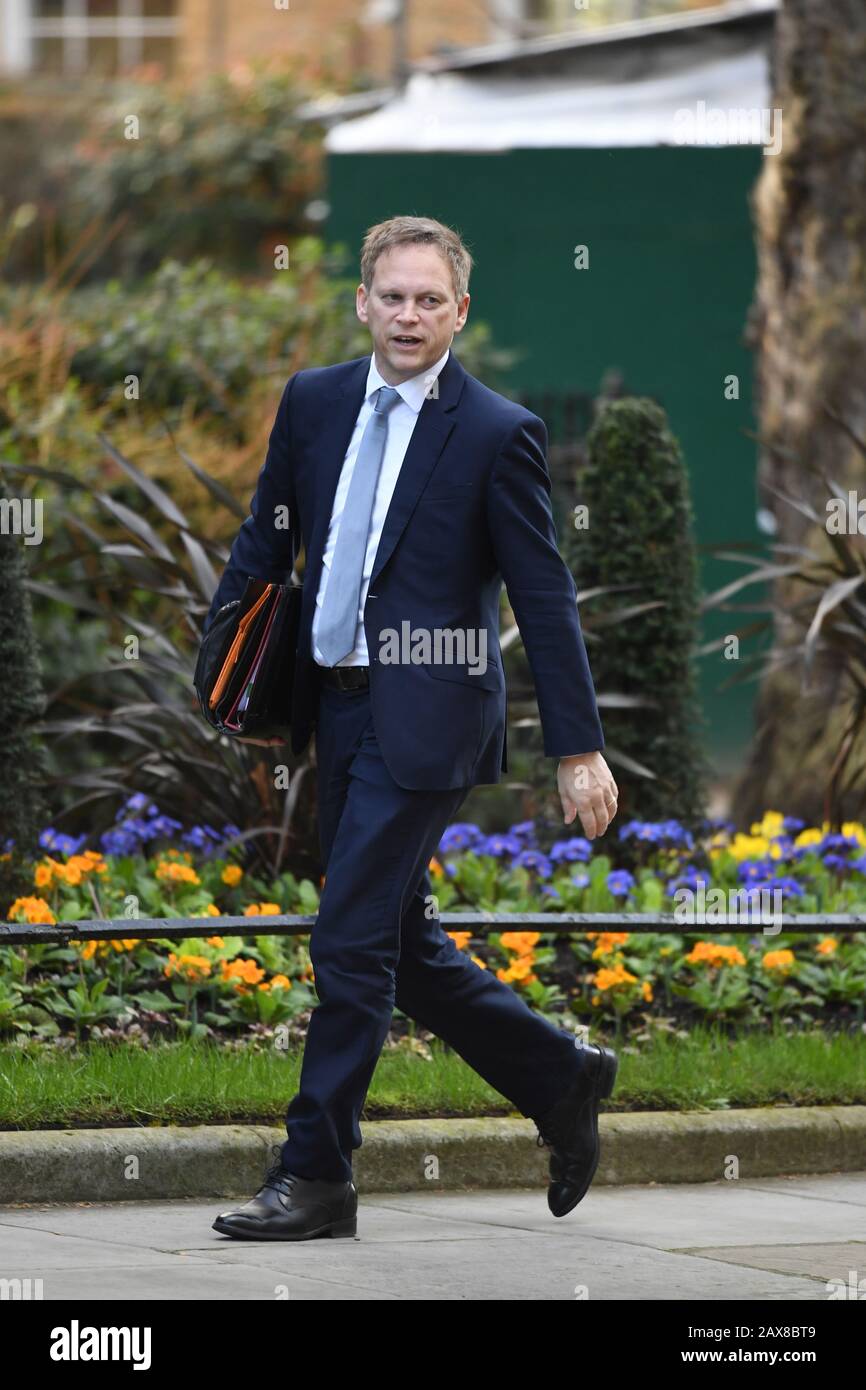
[311,345,452,666]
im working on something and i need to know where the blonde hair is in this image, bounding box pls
[360,215,473,302]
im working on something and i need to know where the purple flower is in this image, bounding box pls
[737,857,776,884]
[438,822,484,854]
[513,849,552,879]
[570,870,590,889]
[39,828,88,855]
[607,869,635,898]
[99,828,141,856]
[549,836,592,863]
[541,884,561,899]
[477,833,523,858]
[508,820,537,841]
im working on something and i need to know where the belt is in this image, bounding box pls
[319,664,370,691]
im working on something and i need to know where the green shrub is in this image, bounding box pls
[567,397,709,828]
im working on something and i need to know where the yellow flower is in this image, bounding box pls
[729,834,770,861]
[816,937,838,956]
[841,822,866,848]
[749,811,785,839]
[109,939,138,952]
[470,955,487,970]
[221,865,243,886]
[762,949,795,973]
[428,856,443,878]
[641,979,653,1002]
[243,902,282,917]
[206,935,225,947]
[34,863,53,889]
[793,827,825,849]
[270,974,291,990]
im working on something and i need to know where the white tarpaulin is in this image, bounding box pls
[325,47,773,154]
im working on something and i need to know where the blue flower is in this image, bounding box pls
[541,884,561,899]
[513,849,552,879]
[607,869,635,898]
[737,857,776,884]
[570,870,590,889]
[99,828,140,856]
[821,853,850,871]
[477,833,523,858]
[549,836,592,863]
[117,793,158,821]
[819,834,859,855]
[39,828,87,855]
[508,820,537,841]
[438,822,484,854]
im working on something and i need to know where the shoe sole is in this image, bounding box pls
[549,1044,619,1217]
[212,1214,357,1240]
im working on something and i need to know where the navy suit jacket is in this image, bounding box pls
[202,349,605,790]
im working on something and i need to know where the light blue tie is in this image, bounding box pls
[317,384,402,666]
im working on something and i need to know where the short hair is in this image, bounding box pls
[360,215,473,302]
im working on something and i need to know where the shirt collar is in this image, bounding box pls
[365,346,451,415]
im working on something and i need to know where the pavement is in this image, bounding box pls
[2,1171,865,1300]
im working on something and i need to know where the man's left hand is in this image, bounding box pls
[557,751,618,840]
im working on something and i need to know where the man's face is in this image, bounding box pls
[356,243,470,384]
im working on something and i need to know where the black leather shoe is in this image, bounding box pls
[213,1146,358,1240]
[533,1042,618,1218]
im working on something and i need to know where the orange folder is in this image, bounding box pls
[208,584,273,710]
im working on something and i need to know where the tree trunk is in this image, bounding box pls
[735,0,866,826]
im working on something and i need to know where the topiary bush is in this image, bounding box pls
[565,397,709,829]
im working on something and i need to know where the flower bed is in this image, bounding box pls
[2,802,865,1043]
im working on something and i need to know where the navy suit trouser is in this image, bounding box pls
[280,680,585,1183]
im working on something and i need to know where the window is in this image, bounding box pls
[23,0,181,77]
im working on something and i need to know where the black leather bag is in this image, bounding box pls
[193,576,302,739]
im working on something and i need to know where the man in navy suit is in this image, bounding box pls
[211,216,619,1242]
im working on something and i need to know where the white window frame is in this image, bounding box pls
[1,0,181,76]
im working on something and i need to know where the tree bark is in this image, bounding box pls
[735,0,866,826]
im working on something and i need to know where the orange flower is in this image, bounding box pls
[685,941,746,969]
[816,937,838,956]
[428,856,444,878]
[243,902,282,917]
[164,953,212,982]
[592,964,638,992]
[8,896,56,925]
[221,958,266,992]
[500,931,541,954]
[470,955,487,970]
[762,949,795,974]
[155,860,200,886]
[221,865,243,886]
[447,931,472,950]
[588,931,630,959]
